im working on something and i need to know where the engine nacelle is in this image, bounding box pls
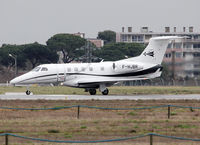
[63,75,79,87]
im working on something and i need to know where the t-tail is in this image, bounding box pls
[128,36,183,65]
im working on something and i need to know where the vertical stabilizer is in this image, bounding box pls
[130,36,182,64]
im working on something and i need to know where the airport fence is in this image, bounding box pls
[1,132,200,145]
[1,104,200,144]
[0,104,200,119]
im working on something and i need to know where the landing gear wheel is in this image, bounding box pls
[102,88,109,95]
[26,90,31,95]
[89,89,96,95]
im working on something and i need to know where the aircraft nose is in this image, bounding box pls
[10,75,24,85]
[10,72,35,85]
[10,78,18,85]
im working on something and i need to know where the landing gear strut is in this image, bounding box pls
[102,88,109,95]
[89,89,96,95]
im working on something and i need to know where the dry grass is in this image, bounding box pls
[0,100,200,144]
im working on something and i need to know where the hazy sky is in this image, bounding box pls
[0,0,199,46]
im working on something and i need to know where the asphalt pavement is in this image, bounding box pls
[1,93,200,100]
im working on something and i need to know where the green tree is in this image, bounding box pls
[23,42,58,68]
[0,44,26,68]
[97,30,116,44]
[161,63,170,81]
[46,34,86,63]
[94,43,145,61]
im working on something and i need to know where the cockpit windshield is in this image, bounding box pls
[31,67,41,72]
[41,67,48,71]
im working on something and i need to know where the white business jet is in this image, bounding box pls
[10,36,182,95]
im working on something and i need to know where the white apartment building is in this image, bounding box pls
[116,27,200,78]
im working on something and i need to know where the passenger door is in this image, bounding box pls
[57,65,65,82]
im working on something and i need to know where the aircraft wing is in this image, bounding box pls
[77,75,147,85]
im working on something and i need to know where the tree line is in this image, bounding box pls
[0,31,145,71]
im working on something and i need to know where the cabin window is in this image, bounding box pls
[41,67,48,71]
[81,67,85,71]
[89,67,93,71]
[100,67,104,71]
[74,67,78,72]
[32,67,41,72]
[113,63,116,69]
[67,68,71,72]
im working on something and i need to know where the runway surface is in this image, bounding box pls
[1,93,200,100]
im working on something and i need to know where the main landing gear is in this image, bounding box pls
[89,89,96,95]
[87,88,109,95]
[102,88,109,95]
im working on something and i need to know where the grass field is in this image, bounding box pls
[0,100,200,144]
[0,86,200,95]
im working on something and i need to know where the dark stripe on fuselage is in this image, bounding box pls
[19,65,162,83]
[108,65,162,77]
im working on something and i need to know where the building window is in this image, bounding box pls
[89,67,93,71]
[184,43,192,49]
[131,35,143,42]
[183,52,185,58]
[74,67,78,72]
[165,53,171,58]
[194,35,199,40]
[175,43,182,48]
[193,53,200,57]
[194,64,200,68]
[132,36,137,42]
[121,35,127,42]
[175,52,181,58]
[167,44,172,49]
[138,35,143,42]
[67,68,71,72]
[194,71,200,76]
[193,44,200,48]
[100,67,104,71]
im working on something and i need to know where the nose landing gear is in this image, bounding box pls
[26,86,31,95]
[26,90,31,95]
